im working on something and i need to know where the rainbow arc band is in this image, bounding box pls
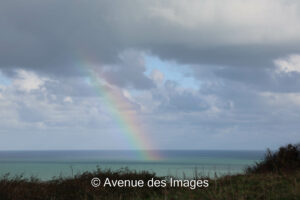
[81,63,160,161]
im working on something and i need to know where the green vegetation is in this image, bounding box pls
[0,144,299,200]
[246,144,300,174]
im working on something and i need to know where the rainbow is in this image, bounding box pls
[77,62,160,160]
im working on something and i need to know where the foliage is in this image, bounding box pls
[246,144,300,174]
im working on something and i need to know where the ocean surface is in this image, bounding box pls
[0,150,264,180]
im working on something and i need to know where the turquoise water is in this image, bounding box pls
[0,150,264,180]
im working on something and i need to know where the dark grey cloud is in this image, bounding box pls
[0,0,120,68]
[1,0,300,86]
[214,66,300,93]
[151,80,209,112]
[101,50,154,89]
[150,44,300,68]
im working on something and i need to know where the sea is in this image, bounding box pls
[0,150,264,180]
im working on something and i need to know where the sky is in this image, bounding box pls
[0,0,300,150]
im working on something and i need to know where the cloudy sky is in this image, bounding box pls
[1,0,300,150]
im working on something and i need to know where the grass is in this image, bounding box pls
[0,144,299,200]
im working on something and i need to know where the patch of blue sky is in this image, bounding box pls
[0,71,11,86]
[144,54,200,90]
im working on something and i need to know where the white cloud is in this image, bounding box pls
[63,96,73,103]
[13,69,48,92]
[274,54,300,73]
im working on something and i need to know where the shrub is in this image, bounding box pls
[246,144,300,174]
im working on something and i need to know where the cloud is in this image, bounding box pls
[1,0,300,150]
[100,50,154,89]
[260,92,300,108]
[0,69,142,130]
[210,56,300,93]
[1,0,300,76]
[274,54,300,73]
[63,96,73,103]
[12,69,48,92]
[0,63,299,149]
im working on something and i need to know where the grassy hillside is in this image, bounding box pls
[0,144,299,200]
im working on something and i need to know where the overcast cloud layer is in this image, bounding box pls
[0,0,300,150]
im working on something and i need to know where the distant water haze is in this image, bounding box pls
[0,150,264,180]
